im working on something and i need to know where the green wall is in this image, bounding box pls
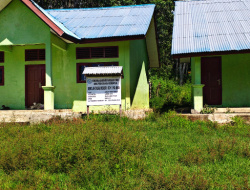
[129,39,149,106]
[221,53,250,107]
[192,53,250,108]
[0,45,45,109]
[0,40,133,111]
[0,0,49,109]
[52,41,131,112]
[0,0,50,45]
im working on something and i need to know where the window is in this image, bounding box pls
[77,62,119,83]
[0,52,4,63]
[76,46,119,59]
[0,66,4,86]
[25,49,45,61]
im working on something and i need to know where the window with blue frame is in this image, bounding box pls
[77,62,118,83]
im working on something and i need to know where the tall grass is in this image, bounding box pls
[0,113,249,189]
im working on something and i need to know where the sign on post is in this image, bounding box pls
[83,66,123,117]
[86,76,121,106]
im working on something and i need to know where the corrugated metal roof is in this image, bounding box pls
[30,0,80,39]
[171,0,250,56]
[45,4,155,39]
[83,66,123,75]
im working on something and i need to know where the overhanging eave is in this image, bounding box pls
[172,49,250,59]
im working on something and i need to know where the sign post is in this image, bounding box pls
[86,77,121,106]
[83,66,123,117]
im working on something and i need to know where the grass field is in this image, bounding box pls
[0,112,249,189]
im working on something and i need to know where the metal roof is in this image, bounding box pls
[30,0,80,39]
[45,4,155,39]
[171,0,250,56]
[83,66,123,75]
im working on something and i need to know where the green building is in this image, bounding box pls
[172,0,250,113]
[0,0,159,112]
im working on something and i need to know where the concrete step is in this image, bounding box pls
[0,110,82,124]
[214,108,250,113]
[182,113,250,124]
[0,109,153,123]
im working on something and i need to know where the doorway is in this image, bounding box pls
[25,65,45,107]
[201,57,222,105]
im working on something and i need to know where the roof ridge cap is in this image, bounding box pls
[45,4,155,11]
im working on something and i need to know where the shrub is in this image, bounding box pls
[150,75,192,112]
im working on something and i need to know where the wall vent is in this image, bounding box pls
[25,49,45,61]
[76,46,118,59]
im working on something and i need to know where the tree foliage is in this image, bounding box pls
[34,0,176,76]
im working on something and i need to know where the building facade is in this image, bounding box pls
[0,0,159,112]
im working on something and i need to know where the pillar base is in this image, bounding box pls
[192,84,205,113]
[42,86,56,110]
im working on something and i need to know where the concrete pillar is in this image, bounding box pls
[42,41,55,110]
[191,57,204,113]
[192,84,205,112]
[124,41,131,110]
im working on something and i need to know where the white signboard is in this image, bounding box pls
[86,76,121,106]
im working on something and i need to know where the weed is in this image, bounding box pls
[225,107,235,114]
[180,138,250,167]
[145,166,211,189]
[0,113,249,189]
[200,104,217,114]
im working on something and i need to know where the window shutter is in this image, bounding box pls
[0,66,4,85]
[25,49,45,61]
[76,46,119,59]
[105,47,118,58]
[91,47,104,58]
[38,49,45,60]
[0,52,4,63]
[76,48,90,59]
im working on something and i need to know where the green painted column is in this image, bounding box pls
[191,57,204,112]
[124,41,131,110]
[192,84,205,112]
[42,41,55,110]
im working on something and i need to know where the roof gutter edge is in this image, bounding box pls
[172,49,250,59]
[75,35,146,44]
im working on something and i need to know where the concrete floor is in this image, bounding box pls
[1,108,250,124]
[182,112,250,124]
[176,107,250,124]
[0,109,82,124]
[0,109,153,124]
[214,107,250,113]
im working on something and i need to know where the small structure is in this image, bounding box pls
[83,66,123,115]
[172,0,250,113]
[0,0,159,113]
